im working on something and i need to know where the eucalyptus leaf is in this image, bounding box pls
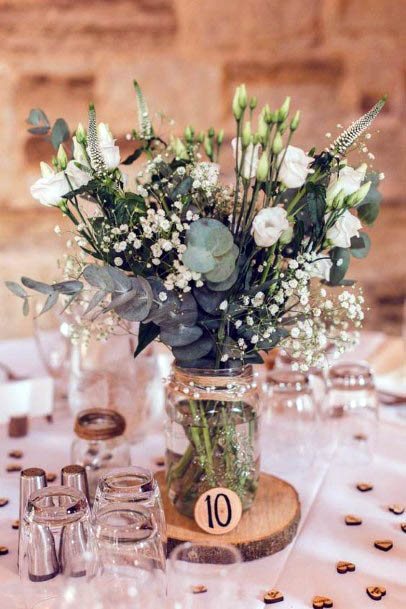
[350,232,371,259]
[182,246,215,273]
[38,292,59,316]
[22,298,30,317]
[106,267,133,292]
[83,265,115,291]
[160,324,203,347]
[206,266,239,292]
[193,285,226,314]
[52,280,83,295]
[21,277,54,295]
[27,108,49,127]
[204,244,239,283]
[51,118,70,150]
[329,247,350,285]
[112,277,153,322]
[5,281,27,299]
[27,126,51,135]
[173,335,213,362]
[84,290,107,315]
[172,176,193,199]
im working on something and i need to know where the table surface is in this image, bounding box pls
[0,333,405,608]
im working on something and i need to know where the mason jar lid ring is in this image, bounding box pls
[74,408,126,441]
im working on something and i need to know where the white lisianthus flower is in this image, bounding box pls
[72,136,90,168]
[31,170,70,206]
[251,206,290,247]
[97,123,120,169]
[327,163,367,204]
[310,258,333,281]
[30,161,91,206]
[326,210,362,248]
[277,145,314,188]
[65,161,92,189]
[231,138,261,179]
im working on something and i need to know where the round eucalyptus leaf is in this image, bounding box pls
[83,265,115,291]
[160,324,203,347]
[173,335,213,362]
[350,231,371,259]
[204,244,239,283]
[193,285,227,314]
[206,266,239,291]
[182,246,215,273]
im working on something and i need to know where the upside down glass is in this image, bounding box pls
[93,466,166,545]
[92,503,166,608]
[19,486,93,609]
[263,369,318,472]
[165,365,261,518]
[324,361,379,462]
[168,542,244,609]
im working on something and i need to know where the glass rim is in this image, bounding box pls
[97,466,155,497]
[266,369,310,391]
[74,408,126,440]
[93,502,158,543]
[170,541,242,570]
[26,486,89,526]
[328,361,374,388]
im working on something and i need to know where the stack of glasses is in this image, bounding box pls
[18,466,167,609]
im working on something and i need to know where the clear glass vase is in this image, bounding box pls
[165,365,261,518]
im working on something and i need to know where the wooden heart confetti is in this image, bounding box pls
[356,482,373,492]
[192,585,207,594]
[0,546,9,556]
[8,449,23,459]
[353,433,367,441]
[336,561,356,574]
[11,520,19,530]
[312,596,333,608]
[264,589,284,604]
[0,498,9,508]
[401,523,406,533]
[154,456,165,468]
[366,586,386,601]
[374,540,393,552]
[6,464,22,473]
[388,504,404,515]
[345,514,362,526]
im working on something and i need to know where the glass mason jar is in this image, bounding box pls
[165,365,261,518]
[71,408,131,502]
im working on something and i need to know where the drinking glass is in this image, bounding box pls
[92,503,166,609]
[19,486,93,609]
[324,361,379,462]
[33,302,71,414]
[168,542,244,609]
[93,466,166,545]
[263,369,318,472]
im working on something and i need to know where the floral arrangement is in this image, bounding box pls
[7,82,386,371]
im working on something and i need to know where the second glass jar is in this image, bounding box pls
[165,365,261,518]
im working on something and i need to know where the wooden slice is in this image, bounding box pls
[155,471,301,562]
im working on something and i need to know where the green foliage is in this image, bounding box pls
[183,219,239,284]
[51,119,70,150]
[134,322,160,358]
[329,247,350,285]
[350,232,371,259]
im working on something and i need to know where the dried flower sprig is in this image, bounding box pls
[331,96,387,156]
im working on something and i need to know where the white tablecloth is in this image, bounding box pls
[0,333,405,608]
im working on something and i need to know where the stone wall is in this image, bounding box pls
[0,0,405,338]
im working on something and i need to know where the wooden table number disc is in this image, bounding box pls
[194,487,243,534]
